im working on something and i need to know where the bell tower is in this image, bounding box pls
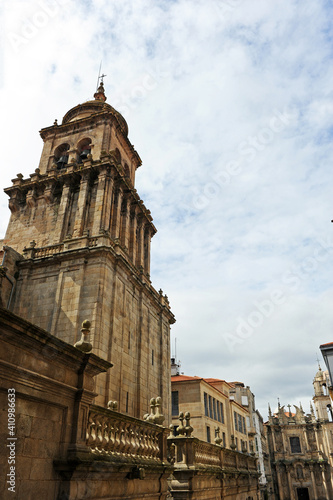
[313,366,331,421]
[0,81,175,420]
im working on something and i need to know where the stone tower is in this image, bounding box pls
[0,81,175,420]
[313,365,331,421]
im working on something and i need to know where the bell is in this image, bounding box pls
[80,149,90,160]
[56,155,68,168]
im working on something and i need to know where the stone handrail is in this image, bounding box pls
[86,404,169,463]
[194,440,221,466]
[168,435,258,473]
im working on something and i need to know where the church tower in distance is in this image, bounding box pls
[0,81,175,420]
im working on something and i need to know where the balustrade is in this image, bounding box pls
[86,405,167,462]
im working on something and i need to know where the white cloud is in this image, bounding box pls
[1,0,333,418]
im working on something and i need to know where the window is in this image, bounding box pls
[126,392,129,413]
[238,414,242,433]
[206,426,211,443]
[209,395,213,418]
[222,432,226,447]
[241,395,248,406]
[152,349,154,365]
[217,401,221,422]
[242,416,246,434]
[213,398,217,420]
[220,402,224,424]
[255,437,259,452]
[290,436,301,454]
[172,391,179,416]
[204,392,209,416]
[234,411,238,431]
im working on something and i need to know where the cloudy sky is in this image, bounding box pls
[1,0,333,419]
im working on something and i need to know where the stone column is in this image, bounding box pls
[54,178,72,243]
[309,465,318,499]
[129,205,138,264]
[102,173,114,235]
[120,194,131,250]
[136,216,144,269]
[72,170,90,237]
[144,225,151,275]
[92,166,109,236]
[111,185,123,240]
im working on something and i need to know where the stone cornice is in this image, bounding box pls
[4,161,155,232]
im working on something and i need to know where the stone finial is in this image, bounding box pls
[74,320,92,352]
[177,412,185,436]
[143,398,156,422]
[214,427,222,445]
[107,400,118,411]
[154,396,165,425]
[268,403,272,417]
[169,424,176,438]
[54,119,58,126]
[184,412,193,437]
[94,80,107,102]
[230,434,237,450]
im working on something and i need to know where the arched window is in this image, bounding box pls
[54,143,70,169]
[77,138,92,163]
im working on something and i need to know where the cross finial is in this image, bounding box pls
[99,73,107,84]
[287,404,292,417]
[316,353,321,370]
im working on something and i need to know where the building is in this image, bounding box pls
[265,367,333,500]
[229,382,271,497]
[0,82,259,499]
[0,80,175,421]
[171,370,251,453]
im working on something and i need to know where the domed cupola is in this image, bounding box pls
[61,80,128,136]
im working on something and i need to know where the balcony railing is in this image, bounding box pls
[86,404,169,463]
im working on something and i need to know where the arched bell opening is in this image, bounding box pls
[54,143,70,169]
[77,138,92,163]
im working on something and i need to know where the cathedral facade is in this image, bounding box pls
[266,367,333,500]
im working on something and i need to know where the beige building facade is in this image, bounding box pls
[171,374,251,453]
[0,82,175,421]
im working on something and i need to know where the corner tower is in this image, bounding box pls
[0,82,175,420]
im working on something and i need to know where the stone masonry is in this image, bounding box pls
[1,82,175,422]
